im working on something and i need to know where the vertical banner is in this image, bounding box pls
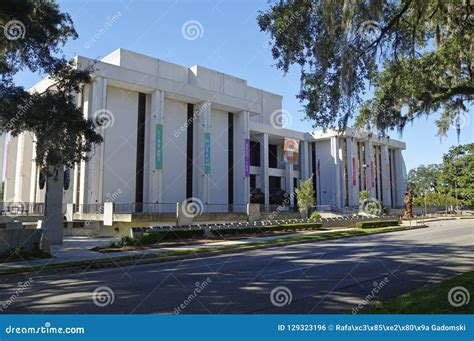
[352,157,356,186]
[284,138,299,164]
[244,138,250,177]
[204,132,211,175]
[155,124,163,170]
[370,160,375,188]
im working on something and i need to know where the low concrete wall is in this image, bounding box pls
[0,228,45,253]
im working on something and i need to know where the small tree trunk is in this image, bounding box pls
[42,168,64,244]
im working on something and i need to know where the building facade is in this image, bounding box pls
[2,49,407,212]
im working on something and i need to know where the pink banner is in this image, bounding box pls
[352,157,356,186]
[244,138,250,177]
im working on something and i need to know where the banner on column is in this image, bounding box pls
[204,132,211,175]
[284,138,299,164]
[244,138,250,177]
[352,157,356,186]
[155,124,163,170]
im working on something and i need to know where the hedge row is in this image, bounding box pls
[122,222,323,246]
[355,220,399,229]
[212,223,323,236]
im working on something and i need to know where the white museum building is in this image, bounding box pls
[2,49,407,214]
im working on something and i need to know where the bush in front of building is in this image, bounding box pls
[310,211,321,219]
[212,222,323,236]
[121,230,206,246]
[355,220,399,229]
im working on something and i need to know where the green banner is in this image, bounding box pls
[155,124,163,170]
[204,132,211,175]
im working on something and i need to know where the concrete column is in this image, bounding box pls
[285,162,294,206]
[381,144,392,208]
[330,136,342,209]
[233,110,250,204]
[103,202,114,226]
[194,101,211,204]
[365,137,375,198]
[346,137,359,207]
[259,133,269,206]
[247,203,260,222]
[87,77,107,204]
[148,90,164,204]
[394,149,406,207]
[66,203,74,222]
[42,168,64,244]
[0,132,4,196]
[4,135,18,202]
[79,84,91,206]
[13,133,25,202]
[301,141,310,180]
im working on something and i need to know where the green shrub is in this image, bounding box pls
[123,230,206,246]
[310,211,321,219]
[359,190,369,202]
[212,222,322,236]
[356,220,399,229]
[120,236,137,246]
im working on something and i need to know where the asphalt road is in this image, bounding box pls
[0,219,472,314]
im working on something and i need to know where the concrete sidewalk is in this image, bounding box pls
[0,227,357,272]
[3,216,468,273]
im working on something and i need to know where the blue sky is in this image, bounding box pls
[13,0,473,172]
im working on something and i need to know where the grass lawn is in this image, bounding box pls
[369,271,474,314]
